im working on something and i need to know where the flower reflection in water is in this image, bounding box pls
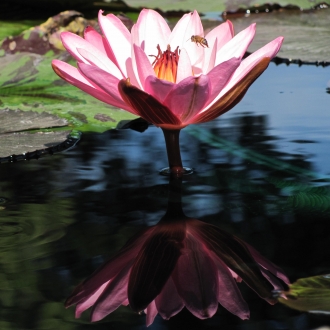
[65,176,289,326]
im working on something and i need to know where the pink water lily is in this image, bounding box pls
[65,217,289,326]
[52,9,283,130]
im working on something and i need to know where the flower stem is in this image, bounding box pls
[161,128,184,177]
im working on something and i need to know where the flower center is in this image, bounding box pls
[150,44,179,83]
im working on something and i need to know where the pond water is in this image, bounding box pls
[1,62,330,329]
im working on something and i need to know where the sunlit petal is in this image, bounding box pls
[215,23,256,66]
[163,74,210,122]
[98,10,131,77]
[135,9,171,58]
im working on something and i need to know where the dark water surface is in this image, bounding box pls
[1,63,330,329]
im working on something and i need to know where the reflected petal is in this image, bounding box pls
[128,221,185,312]
[189,219,276,303]
[155,276,184,320]
[90,263,132,321]
[173,234,219,319]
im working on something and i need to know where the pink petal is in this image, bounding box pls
[98,10,131,77]
[144,76,174,103]
[132,44,155,90]
[61,32,117,68]
[172,235,219,319]
[52,60,128,110]
[169,12,192,49]
[182,11,205,68]
[84,26,118,66]
[215,23,256,66]
[77,47,122,79]
[128,220,185,313]
[223,37,284,94]
[118,79,182,127]
[125,56,142,89]
[134,9,171,58]
[84,26,106,53]
[176,48,192,83]
[202,38,217,74]
[259,268,286,292]
[245,242,290,284]
[187,218,277,304]
[212,254,250,320]
[90,263,131,322]
[75,280,110,318]
[194,56,271,123]
[155,276,184,320]
[65,228,152,307]
[146,300,158,327]
[77,63,136,113]
[202,57,241,109]
[205,20,234,52]
[163,74,210,123]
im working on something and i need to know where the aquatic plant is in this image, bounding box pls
[52,9,283,175]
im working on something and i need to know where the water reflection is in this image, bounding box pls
[1,95,330,328]
[65,174,289,326]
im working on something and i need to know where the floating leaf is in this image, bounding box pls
[0,108,68,134]
[230,8,330,63]
[0,130,73,159]
[0,53,137,132]
[123,0,319,12]
[278,274,330,313]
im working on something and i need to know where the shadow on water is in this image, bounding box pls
[0,64,330,329]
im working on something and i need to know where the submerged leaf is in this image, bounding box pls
[278,274,330,313]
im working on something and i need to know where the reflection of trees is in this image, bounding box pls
[188,114,330,278]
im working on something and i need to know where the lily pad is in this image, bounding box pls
[0,53,137,132]
[0,130,74,159]
[124,0,321,13]
[278,274,330,313]
[0,108,68,134]
[230,9,330,63]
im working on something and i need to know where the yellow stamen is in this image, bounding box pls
[150,44,179,83]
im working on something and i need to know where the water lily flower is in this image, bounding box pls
[52,9,283,130]
[66,216,289,326]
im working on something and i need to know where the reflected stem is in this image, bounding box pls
[163,174,185,220]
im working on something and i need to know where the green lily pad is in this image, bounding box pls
[278,274,330,313]
[0,53,137,133]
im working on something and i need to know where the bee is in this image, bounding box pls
[189,35,209,48]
